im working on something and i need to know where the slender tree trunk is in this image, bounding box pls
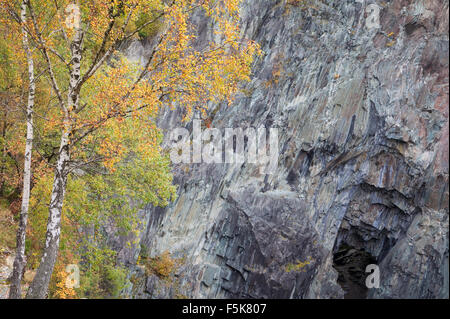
[25,134,69,299]
[9,0,35,299]
[26,14,82,298]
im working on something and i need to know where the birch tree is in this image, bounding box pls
[2,0,259,298]
[8,0,35,299]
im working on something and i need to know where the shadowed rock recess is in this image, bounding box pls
[115,0,448,299]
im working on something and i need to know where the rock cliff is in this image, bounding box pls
[117,0,449,299]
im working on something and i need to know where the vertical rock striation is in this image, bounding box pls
[119,0,448,299]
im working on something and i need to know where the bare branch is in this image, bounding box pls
[27,0,66,111]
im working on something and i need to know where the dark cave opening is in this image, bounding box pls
[332,244,377,299]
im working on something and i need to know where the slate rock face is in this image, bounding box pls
[118,0,449,299]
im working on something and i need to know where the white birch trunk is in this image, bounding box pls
[9,0,35,299]
[26,13,83,298]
